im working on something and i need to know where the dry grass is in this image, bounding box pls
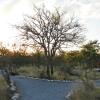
[0,76,9,100]
[69,81,100,100]
[17,66,47,78]
[17,66,80,80]
[17,66,100,80]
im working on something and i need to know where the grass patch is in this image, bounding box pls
[17,66,47,78]
[69,81,100,100]
[0,76,10,100]
[17,66,79,80]
[69,88,100,100]
[17,66,100,80]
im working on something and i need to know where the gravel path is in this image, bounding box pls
[11,76,100,100]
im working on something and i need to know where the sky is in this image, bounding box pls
[0,0,100,48]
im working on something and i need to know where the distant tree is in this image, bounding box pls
[15,6,84,78]
[54,51,66,67]
[79,40,100,80]
[80,40,100,69]
[65,51,80,74]
[0,42,11,56]
[57,51,79,73]
[0,42,12,72]
[32,49,44,67]
[11,47,31,66]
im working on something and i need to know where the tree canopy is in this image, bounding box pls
[15,6,85,78]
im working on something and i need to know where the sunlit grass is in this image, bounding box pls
[17,66,79,80]
[16,65,100,80]
[17,66,47,78]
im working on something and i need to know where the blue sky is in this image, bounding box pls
[0,0,100,47]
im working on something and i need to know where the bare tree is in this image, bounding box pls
[15,6,84,78]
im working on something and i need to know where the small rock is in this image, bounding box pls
[10,86,16,91]
[11,93,19,100]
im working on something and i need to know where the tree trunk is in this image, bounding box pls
[46,55,54,79]
[47,65,50,79]
[46,56,51,79]
[51,66,54,76]
[50,57,54,76]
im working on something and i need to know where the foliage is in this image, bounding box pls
[80,40,100,70]
[0,42,11,56]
